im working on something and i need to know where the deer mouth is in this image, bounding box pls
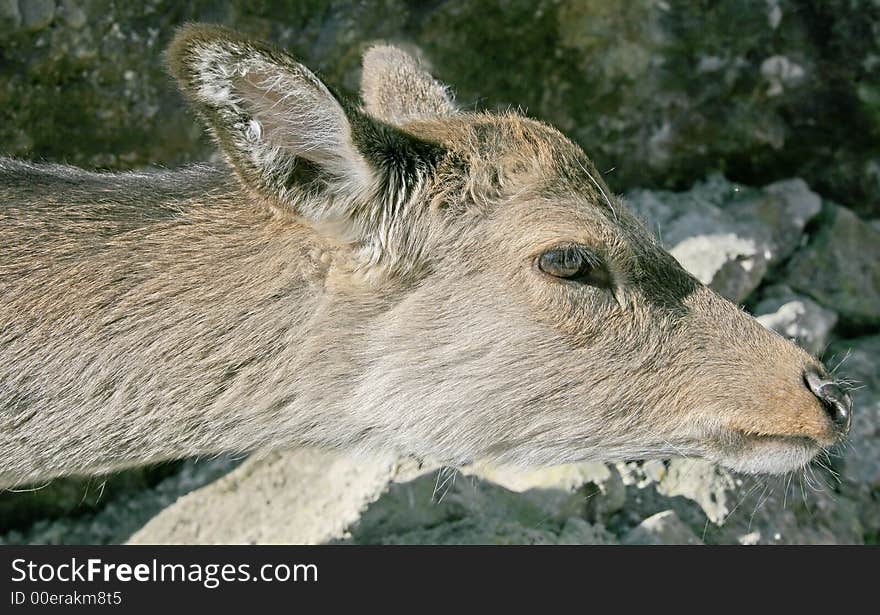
[710,431,824,475]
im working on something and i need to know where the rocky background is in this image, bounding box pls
[0,0,878,544]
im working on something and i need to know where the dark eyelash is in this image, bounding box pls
[537,244,613,289]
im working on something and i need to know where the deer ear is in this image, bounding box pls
[167,24,445,255]
[168,25,447,270]
[167,24,374,224]
[360,45,457,125]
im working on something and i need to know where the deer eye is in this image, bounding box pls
[536,245,613,289]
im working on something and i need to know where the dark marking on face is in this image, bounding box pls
[631,243,701,316]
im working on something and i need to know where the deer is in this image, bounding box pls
[0,24,852,490]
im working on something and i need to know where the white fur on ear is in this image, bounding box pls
[169,27,448,274]
[171,30,373,218]
[360,45,457,125]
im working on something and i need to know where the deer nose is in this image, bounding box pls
[803,366,852,436]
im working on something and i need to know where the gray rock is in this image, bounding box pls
[622,510,703,545]
[616,459,867,545]
[557,517,617,545]
[827,335,880,490]
[465,461,626,521]
[0,457,239,545]
[626,175,820,302]
[18,0,54,32]
[755,288,838,355]
[742,178,822,261]
[348,465,616,545]
[0,461,200,534]
[56,0,85,29]
[365,517,564,545]
[784,204,880,330]
[0,0,21,33]
[827,334,880,392]
[670,233,768,303]
[706,481,865,545]
[653,459,740,525]
[128,449,397,545]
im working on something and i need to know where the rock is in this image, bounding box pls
[654,459,740,525]
[754,287,838,355]
[760,55,806,97]
[707,482,865,545]
[827,334,880,392]
[616,458,867,544]
[363,517,561,545]
[670,233,767,303]
[784,204,880,331]
[18,0,54,32]
[741,178,822,261]
[622,510,703,545]
[556,517,617,545]
[467,460,612,493]
[465,461,627,522]
[0,463,186,534]
[0,457,238,544]
[0,0,21,34]
[827,335,880,490]
[56,0,85,29]
[128,449,396,545]
[626,175,821,302]
[347,465,616,545]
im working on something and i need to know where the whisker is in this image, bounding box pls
[727,476,763,521]
[749,484,773,532]
[783,470,794,509]
[830,349,852,375]
[799,470,809,509]
[6,481,51,493]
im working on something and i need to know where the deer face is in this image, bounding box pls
[169,26,851,475]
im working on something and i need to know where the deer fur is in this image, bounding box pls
[0,25,847,489]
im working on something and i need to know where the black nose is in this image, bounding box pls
[803,366,852,435]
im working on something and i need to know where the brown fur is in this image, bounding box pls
[0,25,847,488]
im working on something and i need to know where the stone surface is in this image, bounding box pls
[56,0,86,29]
[671,233,768,303]
[0,457,238,544]
[0,0,21,33]
[127,448,396,545]
[346,466,617,545]
[827,335,880,490]
[755,286,838,355]
[622,510,703,545]
[743,178,823,261]
[626,174,821,302]
[784,204,880,331]
[465,461,627,523]
[19,0,55,31]
[0,462,190,534]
